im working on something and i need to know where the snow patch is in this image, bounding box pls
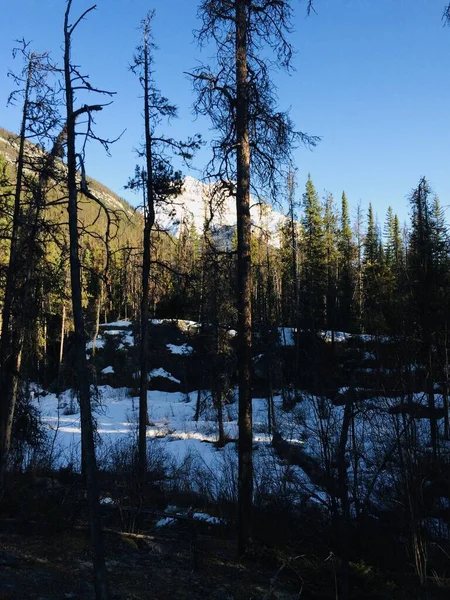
[100,320,132,328]
[166,343,193,356]
[149,368,181,384]
[101,366,114,375]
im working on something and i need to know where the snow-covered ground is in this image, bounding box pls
[37,385,285,468]
[32,318,449,517]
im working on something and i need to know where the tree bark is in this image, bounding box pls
[138,23,156,484]
[57,302,66,395]
[236,0,253,556]
[64,3,109,598]
[337,402,352,600]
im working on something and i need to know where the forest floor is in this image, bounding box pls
[0,521,317,600]
[1,509,449,600]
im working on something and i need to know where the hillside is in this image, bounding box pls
[0,127,137,221]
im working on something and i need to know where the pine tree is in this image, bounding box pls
[408,177,449,458]
[382,206,405,333]
[337,191,356,332]
[300,175,326,330]
[362,203,385,332]
[323,192,339,337]
[192,0,317,554]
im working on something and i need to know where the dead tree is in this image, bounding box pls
[127,11,200,484]
[63,1,115,597]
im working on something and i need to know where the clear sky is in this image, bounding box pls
[1,0,449,227]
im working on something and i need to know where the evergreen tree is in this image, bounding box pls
[408,177,449,457]
[337,191,356,332]
[300,175,326,330]
[362,204,384,332]
[382,206,405,332]
[323,192,339,336]
[192,0,317,554]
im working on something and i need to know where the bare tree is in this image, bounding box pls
[444,4,450,23]
[191,0,318,554]
[63,1,115,597]
[127,11,201,484]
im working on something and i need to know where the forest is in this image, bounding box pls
[1,1,450,599]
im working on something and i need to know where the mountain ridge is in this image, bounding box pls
[1,127,289,244]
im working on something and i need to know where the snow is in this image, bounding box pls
[276,328,355,347]
[193,512,223,525]
[278,327,296,346]
[155,511,223,527]
[149,368,181,384]
[101,366,114,375]
[100,320,132,328]
[100,497,114,505]
[321,330,352,343]
[86,326,134,351]
[35,312,449,515]
[150,318,200,332]
[155,517,176,528]
[35,386,288,480]
[86,336,105,350]
[166,343,194,356]
[155,176,287,247]
[122,333,135,345]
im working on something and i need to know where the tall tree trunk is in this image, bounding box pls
[92,284,102,359]
[57,302,66,395]
[337,403,352,600]
[444,322,449,440]
[64,4,109,598]
[236,0,253,556]
[426,339,438,461]
[138,24,156,484]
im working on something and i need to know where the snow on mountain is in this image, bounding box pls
[1,127,288,242]
[156,176,288,246]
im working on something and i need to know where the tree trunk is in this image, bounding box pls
[337,402,352,600]
[236,0,253,556]
[57,302,66,395]
[92,284,102,359]
[64,4,109,598]
[138,25,156,484]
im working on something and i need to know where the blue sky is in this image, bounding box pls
[0,0,449,227]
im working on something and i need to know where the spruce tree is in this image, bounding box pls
[383,206,405,333]
[323,192,339,337]
[300,175,326,330]
[337,191,356,332]
[408,177,449,457]
[362,203,385,332]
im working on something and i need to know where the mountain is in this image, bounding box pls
[157,176,288,246]
[1,128,288,246]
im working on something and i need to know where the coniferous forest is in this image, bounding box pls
[1,2,450,599]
